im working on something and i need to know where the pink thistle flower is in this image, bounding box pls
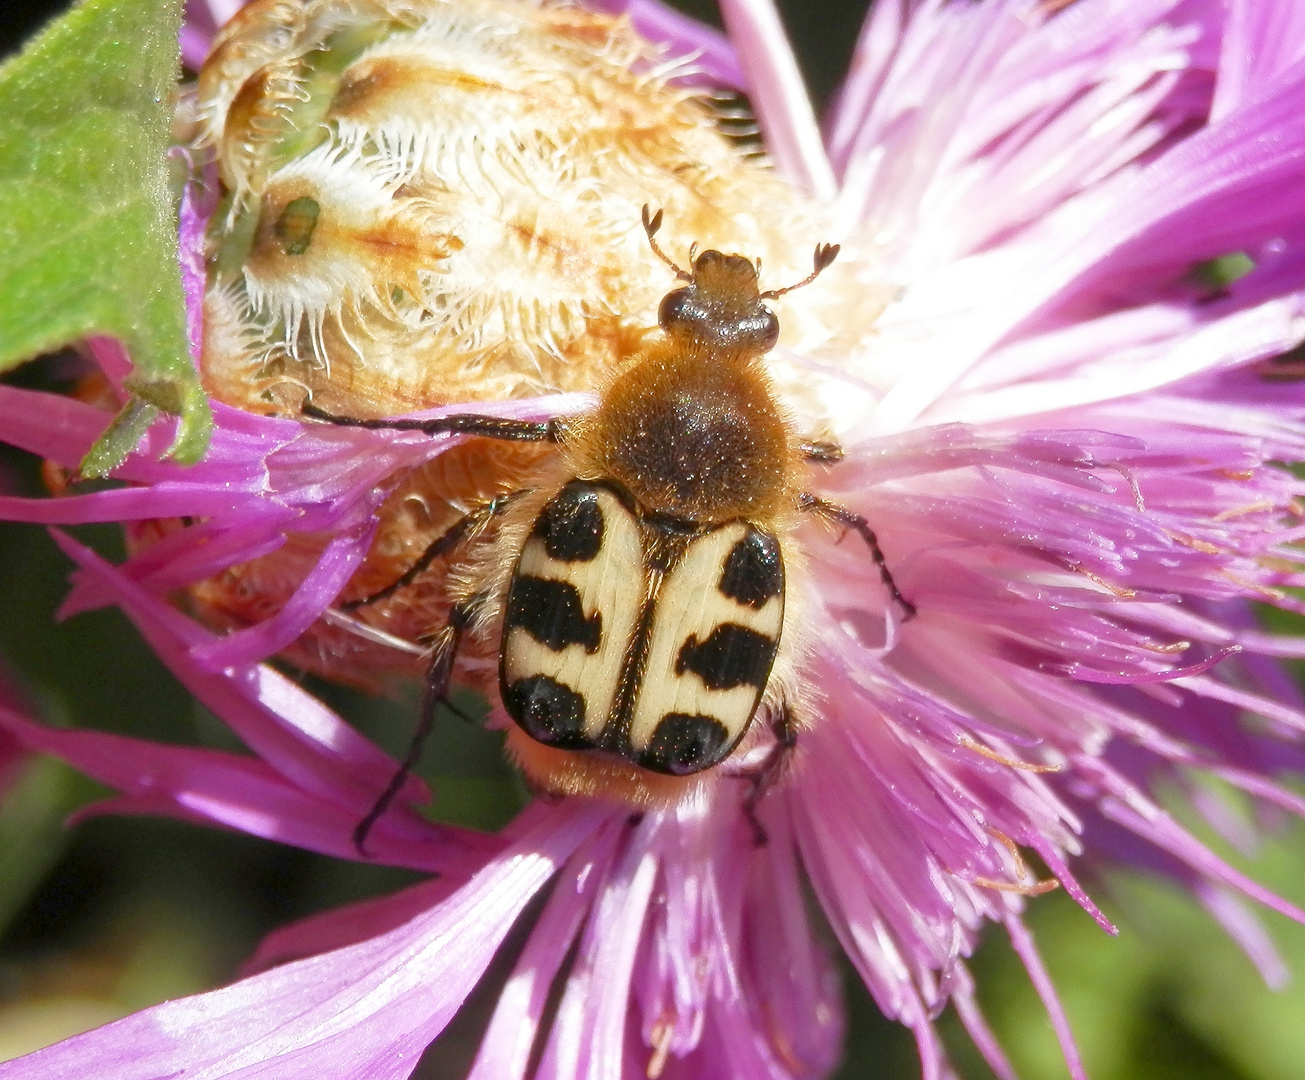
[5,0,1305,1077]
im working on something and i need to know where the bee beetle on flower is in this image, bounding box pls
[307,207,914,845]
[189,0,902,842]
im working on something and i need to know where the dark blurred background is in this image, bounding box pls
[0,0,73,58]
[3,1,1305,1077]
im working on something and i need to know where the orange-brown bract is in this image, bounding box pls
[309,212,911,849]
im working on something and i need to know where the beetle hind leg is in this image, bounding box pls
[740,703,798,846]
[352,596,481,855]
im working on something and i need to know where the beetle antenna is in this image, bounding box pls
[642,204,691,281]
[759,242,840,300]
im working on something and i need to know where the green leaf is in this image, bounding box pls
[0,0,211,465]
[76,395,159,479]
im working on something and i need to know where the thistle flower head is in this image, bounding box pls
[4,0,1305,1078]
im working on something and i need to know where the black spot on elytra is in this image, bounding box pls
[640,713,731,774]
[505,676,589,747]
[533,483,604,562]
[718,529,782,608]
[506,576,600,653]
[675,624,776,691]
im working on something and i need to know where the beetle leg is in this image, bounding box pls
[342,493,524,611]
[799,439,844,464]
[304,402,562,442]
[353,595,484,855]
[741,704,798,846]
[799,493,916,620]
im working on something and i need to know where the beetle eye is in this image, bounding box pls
[658,287,691,332]
[755,307,779,352]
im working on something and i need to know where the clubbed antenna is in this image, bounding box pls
[642,204,691,281]
[759,242,841,300]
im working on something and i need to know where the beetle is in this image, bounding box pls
[307,208,914,849]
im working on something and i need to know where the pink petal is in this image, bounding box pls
[716,0,836,199]
[0,706,493,874]
[538,828,660,1078]
[242,878,462,975]
[1210,0,1305,120]
[1195,881,1290,990]
[0,486,264,522]
[60,515,295,616]
[466,822,624,1080]
[179,184,209,359]
[181,21,213,68]
[949,964,1018,1080]
[1082,756,1305,925]
[46,531,429,811]
[1005,912,1088,1080]
[585,0,745,89]
[189,518,376,669]
[0,802,604,1080]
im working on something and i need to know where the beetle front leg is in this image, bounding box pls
[304,402,561,442]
